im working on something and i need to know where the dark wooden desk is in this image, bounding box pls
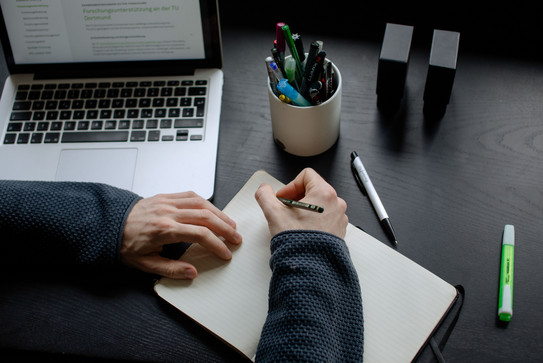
[215,28,543,361]
[2,25,542,362]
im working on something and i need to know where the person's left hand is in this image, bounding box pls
[120,191,242,279]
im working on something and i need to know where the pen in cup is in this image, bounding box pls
[283,57,297,85]
[268,61,285,81]
[265,57,277,90]
[281,24,304,86]
[292,33,305,63]
[276,79,311,107]
[275,22,286,62]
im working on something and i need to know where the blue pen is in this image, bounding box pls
[268,61,285,81]
[265,57,279,95]
[276,79,311,107]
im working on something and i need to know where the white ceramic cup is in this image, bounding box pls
[267,61,342,157]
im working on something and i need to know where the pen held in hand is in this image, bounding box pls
[277,197,324,213]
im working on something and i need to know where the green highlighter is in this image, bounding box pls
[498,224,515,322]
[281,24,304,86]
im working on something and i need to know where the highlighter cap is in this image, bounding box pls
[502,224,515,246]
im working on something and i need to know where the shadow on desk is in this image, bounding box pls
[0,266,250,362]
[220,1,543,61]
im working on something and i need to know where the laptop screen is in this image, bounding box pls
[0,0,222,76]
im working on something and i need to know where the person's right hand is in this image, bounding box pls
[120,191,242,280]
[254,168,348,239]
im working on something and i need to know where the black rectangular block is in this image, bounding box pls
[423,30,460,107]
[376,23,414,105]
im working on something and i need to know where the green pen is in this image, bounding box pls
[498,224,514,322]
[281,24,304,86]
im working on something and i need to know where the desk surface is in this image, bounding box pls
[214,28,543,362]
[2,25,543,362]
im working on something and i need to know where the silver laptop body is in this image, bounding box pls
[0,0,223,199]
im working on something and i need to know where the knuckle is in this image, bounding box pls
[162,264,180,279]
[195,199,208,209]
[153,204,174,216]
[254,187,264,202]
[187,195,207,209]
[338,197,348,212]
[152,193,170,203]
[150,216,175,231]
[321,187,338,202]
[183,191,198,199]
[190,225,212,241]
[195,208,213,224]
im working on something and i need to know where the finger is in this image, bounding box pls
[172,223,233,260]
[135,254,199,280]
[166,192,237,229]
[172,208,242,245]
[255,183,283,216]
[276,168,325,201]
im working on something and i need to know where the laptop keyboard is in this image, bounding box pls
[3,79,208,145]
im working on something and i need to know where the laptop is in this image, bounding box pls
[0,0,223,199]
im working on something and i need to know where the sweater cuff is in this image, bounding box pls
[115,195,143,264]
[270,229,345,252]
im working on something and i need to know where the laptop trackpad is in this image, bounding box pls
[56,149,137,191]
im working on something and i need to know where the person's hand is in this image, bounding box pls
[120,191,242,279]
[254,168,348,238]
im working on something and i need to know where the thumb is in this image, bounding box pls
[138,255,198,280]
[254,183,280,212]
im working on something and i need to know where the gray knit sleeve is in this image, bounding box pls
[0,180,141,266]
[255,230,364,362]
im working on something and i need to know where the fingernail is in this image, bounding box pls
[234,232,243,243]
[184,268,197,279]
[223,249,232,260]
[226,217,236,228]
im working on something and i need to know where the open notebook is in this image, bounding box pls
[155,170,459,362]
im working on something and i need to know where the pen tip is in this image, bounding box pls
[351,151,358,160]
[381,218,398,246]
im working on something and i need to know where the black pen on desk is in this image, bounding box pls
[351,151,398,245]
[277,197,324,213]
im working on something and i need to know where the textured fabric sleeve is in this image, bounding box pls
[0,180,141,266]
[255,230,364,362]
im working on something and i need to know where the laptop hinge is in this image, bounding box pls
[33,67,196,80]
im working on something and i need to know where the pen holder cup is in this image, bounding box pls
[267,61,342,157]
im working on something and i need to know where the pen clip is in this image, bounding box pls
[351,163,367,196]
